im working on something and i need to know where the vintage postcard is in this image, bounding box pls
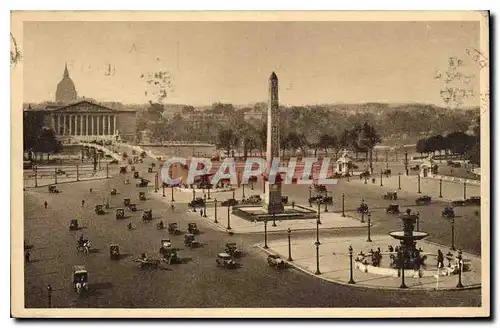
[11,11,490,318]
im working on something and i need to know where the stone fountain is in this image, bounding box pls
[389,209,429,270]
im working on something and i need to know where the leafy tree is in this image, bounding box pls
[34,127,62,161]
[217,129,239,157]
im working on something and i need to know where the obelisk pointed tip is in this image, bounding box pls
[270,71,278,80]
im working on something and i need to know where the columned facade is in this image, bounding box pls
[52,113,119,138]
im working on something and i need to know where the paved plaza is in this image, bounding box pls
[260,235,481,291]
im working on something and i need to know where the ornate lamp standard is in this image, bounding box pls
[314,239,321,275]
[417,173,421,194]
[463,181,467,200]
[242,182,246,198]
[316,218,321,245]
[287,228,293,261]
[47,284,53,308]
[380,171,383,186]
[348,245,355,284]
[34,165,38,187]
[171,186,175,201]
[227,205,232,230]
[456,249,464,288]
[366,211,372,242]
[208,186,211,199]
[398,172,401,190]
[439,178,443,198]
[341,193,345,217]
[271,201,277,227]
[162,182,165,197]
[214,198,218,223]
[203,193,207,218]
[450,217,456,251]
[263,218,268,249]
[316,201,322,224]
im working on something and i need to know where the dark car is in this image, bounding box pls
[189,197,205,208]
[451,200,466,207]
[386,204,400,214]
[416,196,432,205]
[221,198,238,207]
[442,206,455,218]
[242,195,262,204]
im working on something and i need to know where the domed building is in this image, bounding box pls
[55,63,77,102]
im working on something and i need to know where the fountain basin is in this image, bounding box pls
[389,231,429,240]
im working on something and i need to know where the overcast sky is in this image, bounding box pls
[23,21,480,106]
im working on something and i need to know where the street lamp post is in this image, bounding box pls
[232,189,235,200]
[106,163,109,179]
[439,178,443,198]
[171,186,175,201]
[398,173,401,190]
[47,284,52,308]
[380,171,383,186]
[417,174,421,194]
[399,249,407,289]
[404,150,409,176]
[456,249,464,288]
[366,212,372,242]
[264,219,268,249]
[348,245,355,284]
[154,172,158,192]
[341,193,345,217]
[214,198,218,223]
[451,218,456,251]
[314,240,321,275]
[242,183,245,198]
[226,205,232,230]
[316,218,321,245]
[34,166,38,187]
[203,194,207,217]
[208,187,211,199]
[76,165,79,181]
[316,201,322,224]
[287,228,293,261]
[272,203,277,227]
[463,181,467,200]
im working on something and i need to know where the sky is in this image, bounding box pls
[22,21,481,106]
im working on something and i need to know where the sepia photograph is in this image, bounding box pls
[11,10,490,318]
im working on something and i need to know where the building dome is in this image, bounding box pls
[55,63,77,102]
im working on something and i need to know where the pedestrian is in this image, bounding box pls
[44,201,48,209]
[81,200,85,207]
[90,188,93,193]
[437,249,444,269]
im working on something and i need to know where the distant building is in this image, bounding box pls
[55,63,78,102]
[24,63,137,143]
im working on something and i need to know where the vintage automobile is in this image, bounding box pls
[139,192,146,201]
[133,172,140,179]
[116,208,125,220]
[242,195,262,204]
[188,222,200,235]
[109,244,120,260]
[386,204,400,214]
[267,254,287,269]
[168,222,181,235]
[120,166,127,174]
[466,196,481,206]
[124,198,131,206]
[95,204,105,215]
[148,167,153,173]
[184,234,201,248]
[72,265,89,294]
[48,185,60,193]
[142,210,153,221]
[140,151,147,158]
[76,237,91,253]
[281,196,289,204]
[382,169,392,176]
[136,178,149,188]
[128,203,137,212]
[69,219,79,231]
[156,221,165,230]
[416,196,432,205]
[189,197,205,208]
[135,256,161,269]
[110,188,118,195]
[383,191,398,200]
[159,248,180,265]
[359,171,371,179]
[410,165,420,171]
[216,253,238,269]
[225,243,242,258]
[442,206,455,218]
[159,239,172,251]
[221,198,238,207]
[451,200,466,207]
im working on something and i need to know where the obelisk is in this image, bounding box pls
[264,72,284,214]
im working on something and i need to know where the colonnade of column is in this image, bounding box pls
[52,114,117,136]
